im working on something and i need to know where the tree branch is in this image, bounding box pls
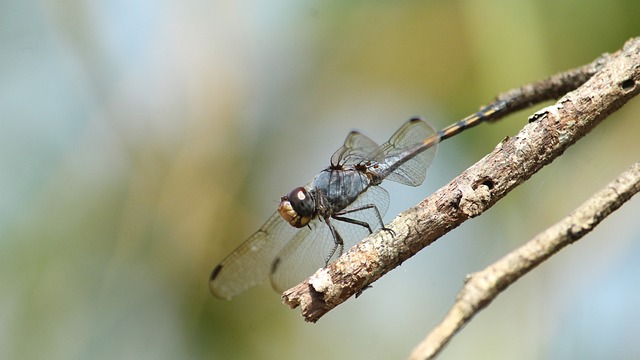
[283,37,640,323]
[408,161,640,360]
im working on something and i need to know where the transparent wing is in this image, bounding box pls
[330,131,381,166]
[373,118,438,186]
[269,185,390,292]
[209,211,301,300]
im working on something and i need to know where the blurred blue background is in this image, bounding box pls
[2,1,639,359]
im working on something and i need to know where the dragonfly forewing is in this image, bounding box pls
[331,131,380,166]
[209,211,300,300]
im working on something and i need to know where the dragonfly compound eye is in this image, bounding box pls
[278,187,314,228]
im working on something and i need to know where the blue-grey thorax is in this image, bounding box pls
[311,167,371,213]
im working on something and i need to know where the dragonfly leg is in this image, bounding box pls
[335,203,395,236]
[333,215,373,233]
[323,217,345,266]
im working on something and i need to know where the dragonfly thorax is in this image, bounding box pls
[312,168,370,212]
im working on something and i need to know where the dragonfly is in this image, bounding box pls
[210,101,507,300]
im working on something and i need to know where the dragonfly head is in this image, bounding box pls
[278,187,314,228]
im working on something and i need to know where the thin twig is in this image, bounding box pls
[408,161,640,360]
[283,37,640,323]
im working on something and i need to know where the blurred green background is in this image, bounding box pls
[2,1,639,359]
